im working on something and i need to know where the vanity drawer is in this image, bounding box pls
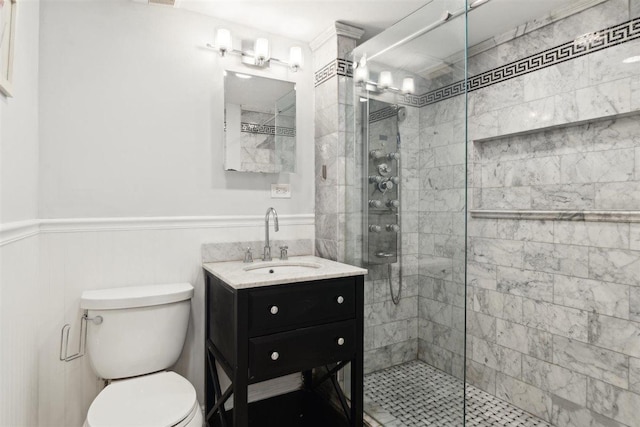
[247,278,356,336]
[249,320,356,382]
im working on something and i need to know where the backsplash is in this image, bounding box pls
[201,239,313,263]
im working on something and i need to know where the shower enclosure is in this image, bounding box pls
[343,0,640,426]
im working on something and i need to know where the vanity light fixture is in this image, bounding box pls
[208,29,303,72]
[289,46,303,71]
[378,71,393,90]
[401,77,415,95]
[354,55,370,83]
[354,58,416,96]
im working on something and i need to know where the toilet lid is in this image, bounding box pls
[87,371,196,427]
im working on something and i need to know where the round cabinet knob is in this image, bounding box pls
[387,199,400,208]
[386,224,400,232]
[337,338,345,346]
[388,152,400,161]
[390,176,400,185]
[336,296,344,304]
[270,305,279,315]
[271,351,280,361]
[369,200,382,208]
[369,225,382,233]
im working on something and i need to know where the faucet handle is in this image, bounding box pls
[244,247,253,263]
[279,246,288,260]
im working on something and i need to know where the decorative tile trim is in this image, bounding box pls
[470,209,640,223]
[314,58,354,87]
[419,17,640,106]
[241,122,296,137]
[369,106,398,123]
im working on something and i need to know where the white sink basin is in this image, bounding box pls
[243,261,322,275]
[203,255,367,289]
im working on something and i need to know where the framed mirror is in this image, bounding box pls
[224,71,296,173]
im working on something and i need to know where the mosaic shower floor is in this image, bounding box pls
[363,361,552,427]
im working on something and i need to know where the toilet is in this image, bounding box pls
[80,283,203,427]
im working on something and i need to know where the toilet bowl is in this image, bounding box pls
[80,283,202,427]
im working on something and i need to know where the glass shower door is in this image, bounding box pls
[344,0,468,424]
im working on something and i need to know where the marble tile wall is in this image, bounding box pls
[312,24,361,262]
[460,1,640,425]
[417,91,467,379]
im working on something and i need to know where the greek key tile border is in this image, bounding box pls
[418,17,640,107]
[369,105,398,123]
[314,58,354,87]
[241,122,296,137]
[340,17,638,108]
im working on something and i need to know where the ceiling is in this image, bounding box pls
[174,0,592,79]
[176,0,430,43]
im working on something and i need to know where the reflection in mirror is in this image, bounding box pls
[224,71,296,173]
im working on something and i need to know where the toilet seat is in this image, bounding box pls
[86,371,198,427]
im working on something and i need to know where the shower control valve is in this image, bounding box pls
[369,225,382,233]
[387,199,400,208]
[386,224,400,232]
[370,149,386,160]
[378,180,394,192]
[388,152,400,161]
[390,176,400,185]
[369,175,384,184]
[369,200,383,208]
[377,163,390,175]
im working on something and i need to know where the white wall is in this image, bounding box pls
[0,0,41,426]
[0,0,40,223]
[38,0,315,219]
[3,0,317,426]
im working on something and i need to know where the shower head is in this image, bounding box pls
[396,106,407,122]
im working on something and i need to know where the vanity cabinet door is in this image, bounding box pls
[247,278,355,336]
[248,319,356,382]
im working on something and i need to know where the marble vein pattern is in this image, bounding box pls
[202,255,366,289]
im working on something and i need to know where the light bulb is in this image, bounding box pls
[355,65,369,83]
[216,28,232,56]
[378,71,393,90]
[254,38,270,65]
[401,77,415,94]
[289,46,303,71]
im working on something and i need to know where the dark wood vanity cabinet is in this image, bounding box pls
[204,272,365,427]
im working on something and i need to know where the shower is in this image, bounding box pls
[345,1,638,426]
[363,102,406,305]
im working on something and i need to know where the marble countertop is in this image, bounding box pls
[203,255,367,289]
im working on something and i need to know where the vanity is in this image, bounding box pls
[203,256,366,427]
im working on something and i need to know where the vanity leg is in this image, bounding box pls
[234,292,249,427]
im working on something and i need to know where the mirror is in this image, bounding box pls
[224,71,296,173]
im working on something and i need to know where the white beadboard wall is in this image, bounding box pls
[0,235,41,427]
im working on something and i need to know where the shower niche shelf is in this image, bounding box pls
[472,110,640,221]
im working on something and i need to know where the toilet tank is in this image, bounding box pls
[80,283,194,380]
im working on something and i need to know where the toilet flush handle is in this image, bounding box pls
[86,314,103,325]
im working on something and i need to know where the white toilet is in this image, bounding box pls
[80,283,203,427]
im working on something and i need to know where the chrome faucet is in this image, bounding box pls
[263,207,279,261]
